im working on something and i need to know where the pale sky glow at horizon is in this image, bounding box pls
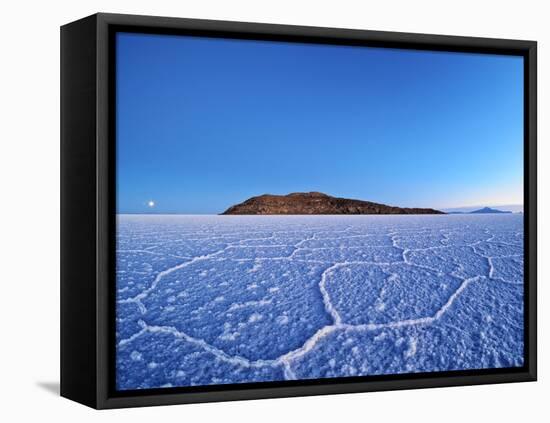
[116,32,524,214]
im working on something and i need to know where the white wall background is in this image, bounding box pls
[1,0,547,420]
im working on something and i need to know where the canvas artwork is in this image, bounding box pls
[114,33,524,391]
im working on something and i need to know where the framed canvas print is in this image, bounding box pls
[60,13,537,409]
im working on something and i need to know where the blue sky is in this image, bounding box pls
[116,32,523,214]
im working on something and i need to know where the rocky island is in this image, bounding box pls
[221,192,444,215]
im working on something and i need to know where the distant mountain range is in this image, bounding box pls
[447,206,513,215]
[442,204,523,213]
[471,207,512,214]
[221,192,444,215]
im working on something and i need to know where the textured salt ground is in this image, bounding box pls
[116,214,524,390]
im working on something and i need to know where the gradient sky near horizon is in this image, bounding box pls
[116,32,524,214]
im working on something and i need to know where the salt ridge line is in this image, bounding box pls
[318,263,346,325]
[117,249,191,260]
[231,257,405,266]
[488,256,496,278]
[137,321,278,369]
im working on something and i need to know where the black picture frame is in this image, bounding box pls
[61,12,537,409]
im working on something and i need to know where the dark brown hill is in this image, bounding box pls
[221,192,444,215]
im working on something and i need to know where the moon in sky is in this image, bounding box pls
[147,200,155,208]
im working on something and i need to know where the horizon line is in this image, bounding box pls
[117,202,524,215]
[117,211,524,217]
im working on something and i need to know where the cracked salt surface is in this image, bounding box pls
[116,214,524,390]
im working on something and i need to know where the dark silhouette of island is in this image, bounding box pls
[470,207,512,214]
[221,192,445,215]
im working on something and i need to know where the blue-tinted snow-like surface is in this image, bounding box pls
[116,214,524,390]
